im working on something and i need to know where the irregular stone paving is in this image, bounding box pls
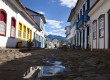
[0,49,110,80]
[0,48,31,64]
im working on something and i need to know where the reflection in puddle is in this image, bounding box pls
[23,61,65,80]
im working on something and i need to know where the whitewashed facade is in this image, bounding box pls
[26,8,46,48]
[65,26,71,47]
[67,0,97,49]
[88,0,110,49]
[0,0,40,48]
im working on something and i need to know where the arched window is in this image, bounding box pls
[10,17,16,38]
[0,9,7,36]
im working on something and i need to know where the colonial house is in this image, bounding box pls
[65,26,71,47]
[67,8,77,47]
[44,35,50,48]
[88,0,110,49]
[67,0,97,49]
[0,0,40,48]
[26,8,46,48]
[52,38,60,48]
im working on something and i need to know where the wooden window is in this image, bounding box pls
[23,25,26,38]
[87,0,90,10]
[27,28,30,39]
[99,14,105,38]
[10,17,16,38]
[93,20,97,40]
[80,9,82,18]
[18,23,22,38]
[30,30,32,41]
[0,9,7,36]
[83,4,85,14]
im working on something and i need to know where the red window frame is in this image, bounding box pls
[10,17,16,38]
[0,9,7,36]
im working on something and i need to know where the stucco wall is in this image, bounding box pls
[0,1,37,48]
[0,1,18,47]
[89,0,110,49]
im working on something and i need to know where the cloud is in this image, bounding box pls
[60,0,77,8]
[53,29,65,32]
[46,31,65,37]
[37,11,45,15]
[46,19,63,29]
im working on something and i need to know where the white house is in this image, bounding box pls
[52,38,60,48]
[67,0,97,49]
[65,26,71,47]
[26,8,46,48]
[88,0,110,49]
[0,0,40,48]
[67,8,77,47]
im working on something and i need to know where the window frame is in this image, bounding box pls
[93,20,97,40]
[98,14,105,38]
[10,17,16,38]
[0,9,7,36]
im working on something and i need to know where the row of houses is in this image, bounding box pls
[0,0,46,48]
[66,0,110,49]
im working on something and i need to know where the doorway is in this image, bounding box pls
[108,10,110,49]
[87,26,89,48]
[83,29,85,48]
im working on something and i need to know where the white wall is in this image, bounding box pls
[0,1,18,47]
[0,0,38,48]
[89,0,110,49]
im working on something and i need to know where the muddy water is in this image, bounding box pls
[23,57,68,80]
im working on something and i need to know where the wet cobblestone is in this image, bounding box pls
[0,49,110,80]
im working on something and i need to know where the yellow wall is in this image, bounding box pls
[18,22,32,41]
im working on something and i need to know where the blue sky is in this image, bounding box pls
[20,0,77,37]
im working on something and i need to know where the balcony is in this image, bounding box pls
[83,11,90,22]
[77,15,84,29]
[76,11,90,30]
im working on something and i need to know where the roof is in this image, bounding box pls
[65,26,70,30]
[68,0,100,22]
[8,0,41,31]
[88,0,100,13]
[26,8,46,24]
[67,0,80,22]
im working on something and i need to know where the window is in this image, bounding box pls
[83,4,85,14]
[99,14,105,38]
[93,20,97,40]
[85,2,87,11]
[27,28,30,39]
[80,9,82,18]
[18,23,22,38]
[23,25,26,39]
[87,0,90,10]
[0,9,7,36]
[30,30,32,41]
[78,13,79,20]
[10,17,16,38]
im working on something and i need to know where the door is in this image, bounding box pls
[108,11,110,49]
[83,29,85,48]
[87,26,89,48]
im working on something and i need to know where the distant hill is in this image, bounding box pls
[48,35,66,42]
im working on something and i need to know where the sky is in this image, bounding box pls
[20,0,77,37]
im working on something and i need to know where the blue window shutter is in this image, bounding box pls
[87,0,90,10]
[83,4,85,14]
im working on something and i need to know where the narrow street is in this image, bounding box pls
[0,49,110,80]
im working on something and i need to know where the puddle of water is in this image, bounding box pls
[23,61,65,80]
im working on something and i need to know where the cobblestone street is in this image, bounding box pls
[0,49,110,80]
